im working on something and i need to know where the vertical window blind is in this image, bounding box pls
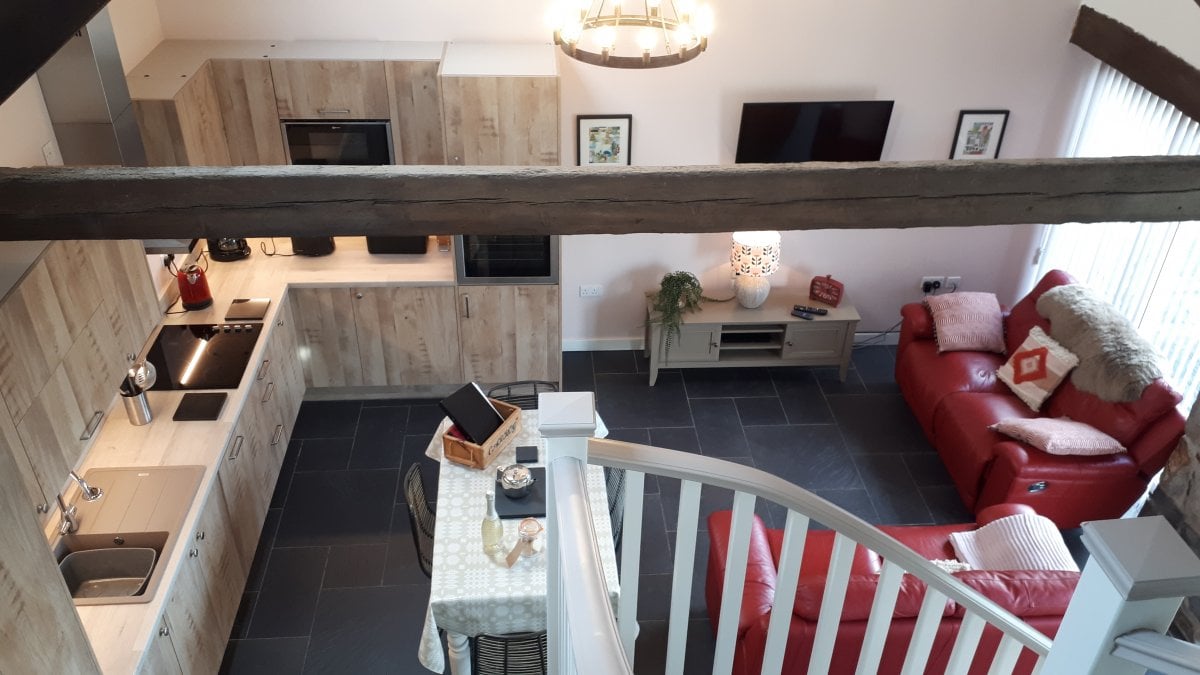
[1036,64,1200,411]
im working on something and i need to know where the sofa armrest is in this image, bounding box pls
[953,570,1080,618]
[976,503,1036,526]
[988,441,1140,481]
[900,302,935,339]
[706,511,777,638]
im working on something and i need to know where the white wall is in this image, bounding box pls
[1085,0,1200,71]
[109,0,165,74]
[0,76,60,168]
[154,0,1095,341]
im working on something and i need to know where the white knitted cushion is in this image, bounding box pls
[949,513,1079,572]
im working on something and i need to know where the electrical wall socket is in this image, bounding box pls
[921,276,946,294]
[579,284,604,297]
[946,276,962,292]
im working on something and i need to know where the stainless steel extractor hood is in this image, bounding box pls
[36,8,146,167]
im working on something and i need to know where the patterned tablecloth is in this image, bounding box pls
[417,411,618,673]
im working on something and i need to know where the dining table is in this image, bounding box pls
[417,409,619,674]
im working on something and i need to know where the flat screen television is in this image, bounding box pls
[735,100,894,163]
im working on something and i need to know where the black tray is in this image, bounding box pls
[495,467,545,519]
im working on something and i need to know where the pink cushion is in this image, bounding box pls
[990,417,1125,456]
[997,327,1079,411]
[926,292,1005,354]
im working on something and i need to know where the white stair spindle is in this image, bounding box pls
[1032,654,1045,675]
[617,470,646,665]
[761,510,811,675]
[665,479,702,675]
[899,588,948,675]
[944,612,986,675]
[986,634,1025,675]
[807,532,858,675]
[854,560,905,675]
[712,491,757,674]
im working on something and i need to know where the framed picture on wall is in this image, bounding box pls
[577,115,632,166]
[949,110,1009,159]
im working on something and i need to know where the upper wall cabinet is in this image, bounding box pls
[440,76,559,166]
[134,61,231,167]
[210,59,287,165]
[386,61,446,165]
[270,60,390,120]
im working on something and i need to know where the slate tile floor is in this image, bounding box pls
[222,345,979,674]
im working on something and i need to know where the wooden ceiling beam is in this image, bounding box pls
[1071,5,1200,124]
[1,157,1199,241]
[0,0,108,104]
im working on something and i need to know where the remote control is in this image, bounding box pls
[790,309,815,320]
[793,305,829,316]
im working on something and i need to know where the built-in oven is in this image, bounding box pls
[282,121,394,165]
[454,235,560,285]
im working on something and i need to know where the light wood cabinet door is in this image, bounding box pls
[210,59,288,166]
[386,61,445,164]
[139,616,184,675]
[272,298,306,430]
[441,76,559,165]
[271,60,390,119]
[458,285,560,383]
[217,414,265,566]
[352,286,462,386]
[92,240,161,359]
[289,287,362,387]
[136,62,230,167]
[0,393,46,516]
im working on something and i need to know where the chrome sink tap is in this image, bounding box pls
[56,494,79,535]
[69,470,103,501]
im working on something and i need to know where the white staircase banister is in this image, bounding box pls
[1111,630,1200,675]
[587,437,1053,655]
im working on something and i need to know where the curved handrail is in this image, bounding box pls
[587,437,1054,655]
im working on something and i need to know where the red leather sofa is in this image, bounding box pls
[706,505,1079,675]
[895,269,1185,528]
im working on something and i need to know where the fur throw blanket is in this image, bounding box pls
[1035,284,1161,402]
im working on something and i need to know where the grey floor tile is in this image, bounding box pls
[659,457,756,534]
[744,425,861,490]
[296,438,353,472]
[229,592,257,641]
[245,508,282,593]
[291,401,362,439]
[853,454,934,525]
[810,488,880,529]
[271,439,302,509]
[903,452,955,487]
[276,470,399,547]
[562,350,595,392]
[682,367,776,398]
[920,485,974,524]
[814,365,867,395]
[247,547,327,639]
[649,427,701,454]
[399,435,440,504]
[851,345,896,384]
[220,637,308,675]
[406,403,446,434]
[324,543,387,588]
[304,585,428,674]
[690,399,750,457]
[639,493,674,575]
[595,372,693,428]
[735,397,787,426]
[384,503,431,586]
[770,367,836,424]
[827,394,930,454]
[593,349,639,374]
[349,406,409,469]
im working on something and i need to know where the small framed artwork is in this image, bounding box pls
[949,110,1009,160]
[577,115,632,166]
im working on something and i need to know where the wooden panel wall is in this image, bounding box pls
[386,61,446,165]
[441,76,559,166]
[210,59,288,166]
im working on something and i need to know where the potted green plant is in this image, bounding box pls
[652,271,708,353]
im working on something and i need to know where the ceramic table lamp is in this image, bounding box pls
[731,231,781,308]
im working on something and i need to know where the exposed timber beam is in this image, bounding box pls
[1072,5,1200,124]
[0,0,107,104]
[1,158,1199,241]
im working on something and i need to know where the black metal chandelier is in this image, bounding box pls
[551,0,714,69]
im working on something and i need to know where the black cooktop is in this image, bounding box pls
[145,323,263,391]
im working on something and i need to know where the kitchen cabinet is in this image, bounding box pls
[134,61,231,166]
[440,76,559,165]
[290,287,363,387]
[164,481,246,674]
[210,59,288,166]
[140,616,184,675]
[91,240,162,360]
[353,286,462,386]
[270,59,390,119]
[386,61,446,165]
[458,285,560,383]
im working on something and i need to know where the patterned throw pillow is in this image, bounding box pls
[925,292,1005,354]
[990,417,1126,456]
[997,326,1079,411]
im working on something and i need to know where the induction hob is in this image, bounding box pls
[144,323,263,391]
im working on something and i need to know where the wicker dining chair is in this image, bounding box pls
[403,463,436,579]
[471,631,548,675]
[486,381,559,409]
[605,466,626,551]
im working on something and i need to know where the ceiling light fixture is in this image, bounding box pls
[551,0,714,69]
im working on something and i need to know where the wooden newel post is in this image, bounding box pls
[1042,516,1200,674]
[539,391,598,675]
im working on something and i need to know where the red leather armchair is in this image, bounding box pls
[706,505,1079,675]
[895,270,1186,528]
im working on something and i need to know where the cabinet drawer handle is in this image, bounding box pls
[159,626,170,637]
[257,359,271,381]
[195,530,206,541]
[80,411,104,441]
[463,295,471,318]
[318,108,351,116]
[36,502,49,514]
[228,435,244,460]
[271,424,284,446]
[262,382,275,403]
[189,548,199,558]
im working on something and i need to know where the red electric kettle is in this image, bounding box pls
[177,262,213,310]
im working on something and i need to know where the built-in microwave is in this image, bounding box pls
[454,235,559,285]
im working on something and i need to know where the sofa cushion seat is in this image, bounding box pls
[1045,379,1181,448]
[932,393,1035,506]
[952,570,1079,618]
[896,340,1007,434]
[765,529,881,576]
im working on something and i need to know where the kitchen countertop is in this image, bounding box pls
[63,236,454,673]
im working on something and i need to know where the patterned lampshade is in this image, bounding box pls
[730,231,781,277]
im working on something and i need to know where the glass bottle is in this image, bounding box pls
[481,492,504,553]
